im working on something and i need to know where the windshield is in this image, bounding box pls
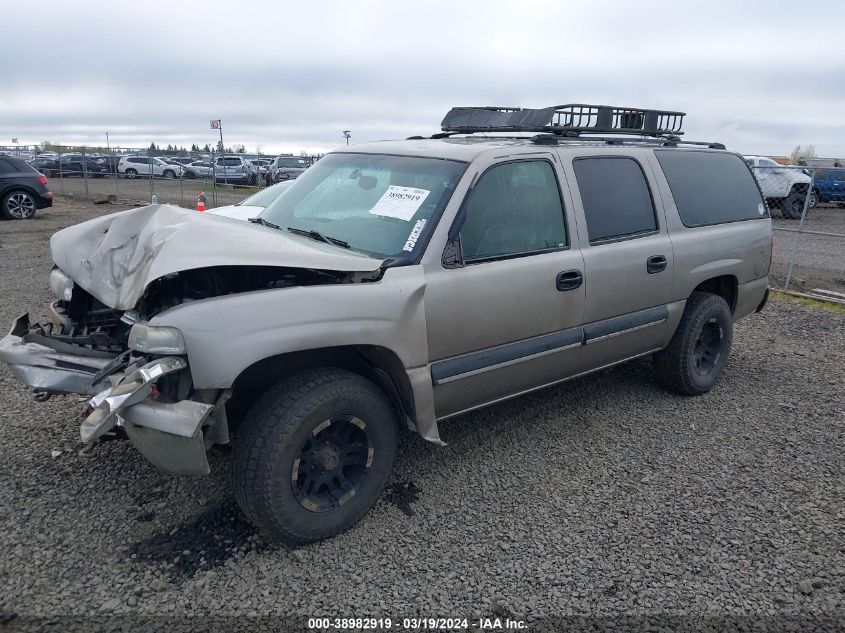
[260,153,465,259]
[238,182,291,208]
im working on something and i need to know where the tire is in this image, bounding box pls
[124,168,138,179]
[781,190,806,220]
[653,292,733,396]
[232,368,398,544]
[809,189,819,209]
[2,190,37,220]
[183,170,196,180]
[163,170,176,180]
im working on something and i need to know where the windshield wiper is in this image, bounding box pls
[248,217,282,230]
[286,226,349,249]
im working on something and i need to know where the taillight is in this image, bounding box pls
[38,174,48,185]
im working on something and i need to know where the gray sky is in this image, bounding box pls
[3,0,844,156]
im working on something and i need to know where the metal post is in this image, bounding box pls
[82,146,89,197]
[149,147,154,204]
[783,168,815,291]
[58,150,64,193]
[106,132,118,200]
[211,148,217,207]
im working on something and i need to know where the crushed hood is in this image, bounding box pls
[50,204,382,309]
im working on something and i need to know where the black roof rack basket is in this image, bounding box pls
[441,104,686,137]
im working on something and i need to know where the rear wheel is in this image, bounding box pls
[2,190,37,220]
[809,189,819,209]
[124,168,138,179]
[653,292,733,395]
[232,368,398,544]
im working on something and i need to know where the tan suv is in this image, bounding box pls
[0,104,772,543]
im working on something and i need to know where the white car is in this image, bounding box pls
[183,161,215,179]
[744,156,812,219]
[118,156,184,180]
[206,180,293,221]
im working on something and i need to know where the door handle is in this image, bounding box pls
[647,255,668,274]
[556,270,583,291]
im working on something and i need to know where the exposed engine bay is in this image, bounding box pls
[37,264,382,355]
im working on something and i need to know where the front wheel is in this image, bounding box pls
[782,190,806,219]
[232,368,398,544]
[124,168,137,179]
[163,169,176,180]
[653,292,733,396]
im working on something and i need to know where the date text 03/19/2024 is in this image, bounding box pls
[306,617,527,630]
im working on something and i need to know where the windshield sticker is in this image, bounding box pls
[369,185,431,221]
[402,219,427,252]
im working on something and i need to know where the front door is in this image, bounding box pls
[423,157,585,419]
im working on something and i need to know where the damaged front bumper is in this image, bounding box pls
[0,313,117,395]
[82,357,216,475]
[1,313,221,476]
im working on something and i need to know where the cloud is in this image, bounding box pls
[2,0,844,156]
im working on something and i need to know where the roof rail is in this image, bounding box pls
[441,104,686,137]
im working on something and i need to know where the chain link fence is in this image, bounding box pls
[5,143,319,210]
[748,161,845,301]
[3,143,843,300]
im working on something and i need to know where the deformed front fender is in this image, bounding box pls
[150,265,441,442]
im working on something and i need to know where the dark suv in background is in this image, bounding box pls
[0,156,53,219]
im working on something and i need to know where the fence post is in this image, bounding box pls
[58,150,64,193]
[783,168,815,291]
[81,146,89,197]
[148,149,154,204]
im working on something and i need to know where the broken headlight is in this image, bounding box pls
[49,268,74,301]
[128,324,186,354]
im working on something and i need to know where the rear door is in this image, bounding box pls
[0,157,17,189]
[424,155,585,418]
[561,150,675,372]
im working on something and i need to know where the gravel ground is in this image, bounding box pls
[0,200,843,632]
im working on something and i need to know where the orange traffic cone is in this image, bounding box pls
[196,192,207,212]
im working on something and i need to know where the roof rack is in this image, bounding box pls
[441,104,686,138]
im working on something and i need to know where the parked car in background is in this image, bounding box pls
[118,156,184,179]
[53,154,110,178]
[744,155,812,219]
[182,161,214,179]
[213,155,257,185]
[810,169,845,208]
[0,156,53,219]
[249,159,272,177]
[206,180,294,221]
[28,157,60,177]
[170,157,197,166]
[268,155,308,183]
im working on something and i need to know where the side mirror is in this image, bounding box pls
[442,236,464,268]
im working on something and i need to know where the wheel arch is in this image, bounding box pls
[692,274,738,314]
[227,344,416,434]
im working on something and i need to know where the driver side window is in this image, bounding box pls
[459,160,567,262]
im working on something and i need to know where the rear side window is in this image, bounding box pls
[573,157,657,243]
[655,150,767,226]
[0,158,21,173]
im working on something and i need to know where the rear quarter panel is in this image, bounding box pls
[645,151,772,320]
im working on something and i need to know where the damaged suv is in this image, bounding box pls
[0,104,772,543]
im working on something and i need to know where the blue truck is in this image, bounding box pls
[812,168,845,207]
